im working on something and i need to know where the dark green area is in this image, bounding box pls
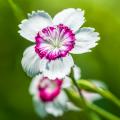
[0,0,120,120]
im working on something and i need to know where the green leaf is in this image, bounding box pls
[96,88,120,108]
[77,80,120,108]
[77,80,98,92]
[87,103,120,120]
[65,88,120,120]
[89,112,101,120]
[64,89,83,108]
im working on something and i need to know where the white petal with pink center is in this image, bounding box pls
[19,11,53,42]
[22,45,74,79]
[39,55,74,79]
[71,27,100,54]
[19,9,100,78]
[29,74,78,117]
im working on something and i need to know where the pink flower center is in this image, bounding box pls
[35,24,75,60]
[38,77,63,102]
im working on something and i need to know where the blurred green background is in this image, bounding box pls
[0,0,120,120]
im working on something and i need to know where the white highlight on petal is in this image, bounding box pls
[53,8,85,32]
[73,65,81,81]
[18,11,52,42]
[21,45,40,77]
[45,91,68,116]
[39,54,74,79]
[71,27,100,54]
[82,90,102,102]
[33,97,48,118]
[29,74,43,95]
[92,80,107,89]
[45,102,63,117]
[62,76,72,88]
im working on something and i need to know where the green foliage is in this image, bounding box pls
[65,89,120,120]
[0,0,120,120]
[77,80,120,108]
[8,0,25,21]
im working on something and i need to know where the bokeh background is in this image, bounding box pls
[0,0,120,120]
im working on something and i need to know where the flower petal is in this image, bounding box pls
[39,54,74,79]
[45,102,63,117]
[82,91,102,102]
[33,97,47,118]
[91,80,107,89]
[45,91,68,116]
[62,76,72,88]
[21,45,40,77]
[18,11,52,42]
[53,8,85,32]
[73,65,81,81]
[29,74,43,95]
[70,27,100,54]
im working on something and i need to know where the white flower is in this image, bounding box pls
[29,74,78,117]
[19,8,100,79]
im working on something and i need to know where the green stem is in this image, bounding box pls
[87,103,120,120]
[77,80,120,108]
[96,88,120,108]
[72,78,92,119]
[72,78,86,105]
[65,88,120,120]
[89,112,101,120]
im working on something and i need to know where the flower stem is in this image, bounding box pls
[77,80,120,108]
[96,88,120,108]
[71,79,120,120]
[87,103,120,120]
[65,88,120,120]
[72,78,93,119]
[72,78,86,106]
